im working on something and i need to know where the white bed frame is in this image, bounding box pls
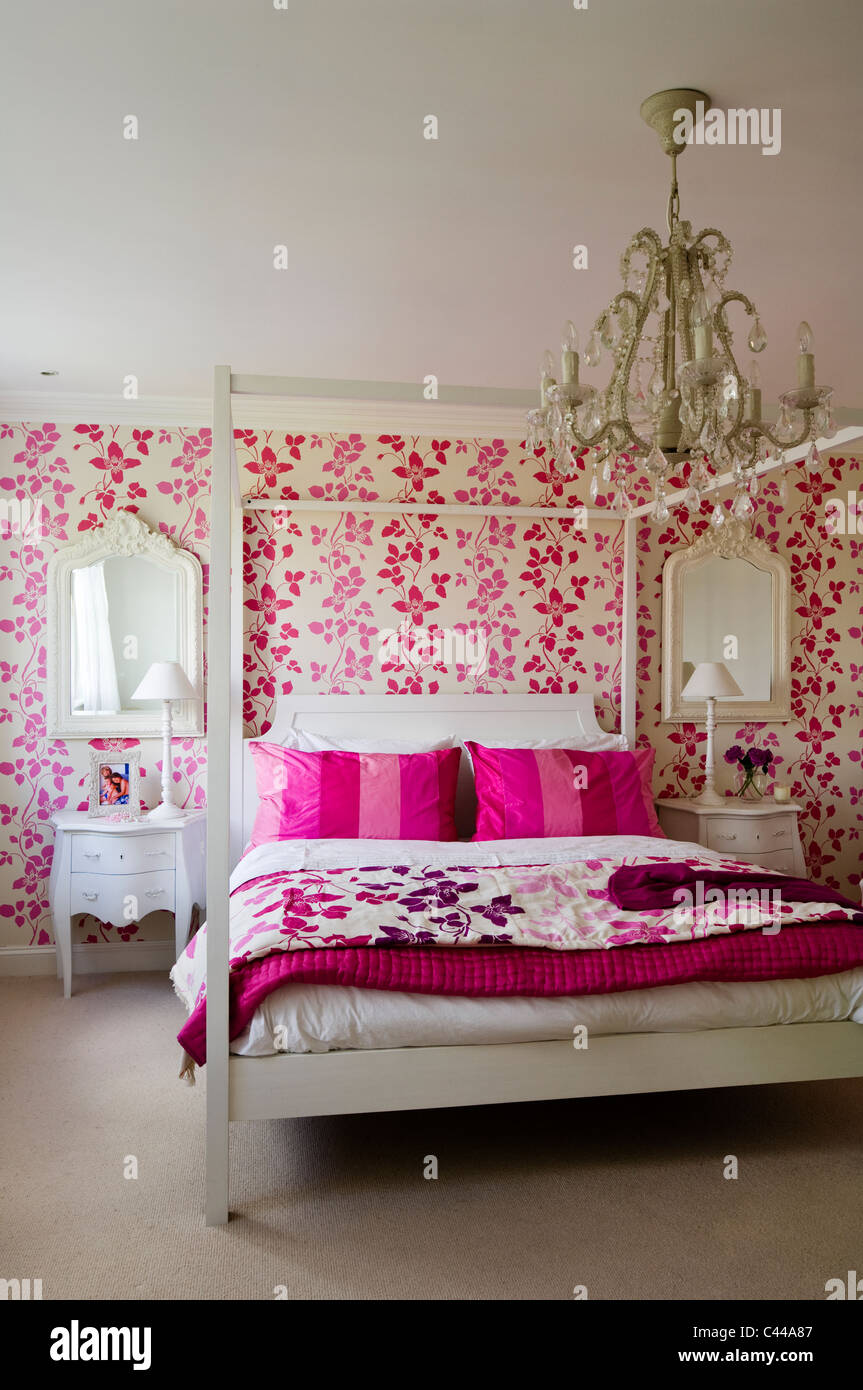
[205,367,863,1226]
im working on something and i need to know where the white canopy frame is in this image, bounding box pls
[206,365,863,1225]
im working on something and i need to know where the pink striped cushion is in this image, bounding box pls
[248,742,461,846]
[466,743,664,840]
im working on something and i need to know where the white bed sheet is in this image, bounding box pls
[227,835,863,1055]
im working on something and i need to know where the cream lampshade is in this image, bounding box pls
[681,661,743,806]
[131,661,198,821]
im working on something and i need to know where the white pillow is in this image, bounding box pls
[461,734,626,752]
[283,728,457,754]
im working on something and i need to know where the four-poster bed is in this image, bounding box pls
[203,365,863,1226]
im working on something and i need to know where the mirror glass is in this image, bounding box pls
[681,555,773,702]
[69,556,179,716]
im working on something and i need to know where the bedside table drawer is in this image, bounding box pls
[71,833,176,875]
[706,815,793,855]
[70,870,176,922]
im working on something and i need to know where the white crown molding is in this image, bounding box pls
[0,389,533,436]
[3,389,863,445]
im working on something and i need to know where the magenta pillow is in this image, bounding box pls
[248,742,461,847]
[466,742,664,840]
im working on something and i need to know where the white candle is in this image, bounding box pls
[561,351,578,385]
[797,354,815,390]
[561,321,579,386]
[694,324,713,360]
[773,784,791,803]
[797,321,815,389]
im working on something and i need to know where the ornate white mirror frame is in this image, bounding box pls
[46,509,203,739]
[662,520,791,723]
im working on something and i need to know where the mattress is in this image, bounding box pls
[223,836,863,1055]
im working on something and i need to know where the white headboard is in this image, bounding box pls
[236,693,625,866]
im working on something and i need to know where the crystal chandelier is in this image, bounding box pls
[526,88,838,524]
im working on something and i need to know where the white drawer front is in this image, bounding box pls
[722,848,798,875]
[70,870,175,922]
[71,833,176,875]
[706,816,793,855]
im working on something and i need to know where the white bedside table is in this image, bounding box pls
[655,799,806,877]
[48,810,206,997]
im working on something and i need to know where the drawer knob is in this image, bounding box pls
[772,830,785,838]
[82,891,99,901]
[145,888,166,899]
[145,850,168,857]
[716,833,737,841]
[83,851,101,860]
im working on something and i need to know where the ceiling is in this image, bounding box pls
[2,0,861,411]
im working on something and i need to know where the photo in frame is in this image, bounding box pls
[87,749,142,819]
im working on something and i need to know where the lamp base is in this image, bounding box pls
[146,801,187,822]
[687,789,727,807]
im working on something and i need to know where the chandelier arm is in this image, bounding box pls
[565,417,647,455]
[750,412,816,454]
[713,289,754,439]
[608,228,664,452]
[610,286,654,446]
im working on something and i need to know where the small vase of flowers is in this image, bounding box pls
[724,744,773,798]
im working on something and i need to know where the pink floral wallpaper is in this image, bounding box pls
[0,424,621,949]
[0,420,860,953]
[638,454,863,895]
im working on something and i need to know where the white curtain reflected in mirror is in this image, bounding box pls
[70,563,120,714]
[681,556,773,702]
[69,556,179,717]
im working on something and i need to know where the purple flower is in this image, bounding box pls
[724,745,743,765]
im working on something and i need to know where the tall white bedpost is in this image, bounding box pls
[206,365,233,1225]
[620,517,638,748]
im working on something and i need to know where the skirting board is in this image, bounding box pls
[227,1020,863,1122]
[0,940,175,977]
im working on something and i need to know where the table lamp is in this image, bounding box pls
[681,661,743,806]
[131,660,198,820]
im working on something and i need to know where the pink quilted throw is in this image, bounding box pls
[466,742,664,840]
[248,741,461,846]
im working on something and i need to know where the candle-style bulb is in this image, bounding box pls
[541,350,555,379]
[748,360,761,391]
[798,321,814,354]
[692,289,711,328]
[561,320,579,353]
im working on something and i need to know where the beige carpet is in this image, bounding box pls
[1,972,861,1301]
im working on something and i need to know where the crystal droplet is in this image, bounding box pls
[748,471,760,497]
[584,332,601,368]
[711,502,725,528]
[612,489,631,517]
[684,485,699,512]
[648,366,665,400]
[600,319,614,351]
[589,470,599,502]
[652,489,670,524]
[777,469,788,504]
[646,441,668,477]
[700,419,718,452]
[602,457,613,483]
[806,443,823,473]
[748,317,768,353]
[732,491,754,520]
